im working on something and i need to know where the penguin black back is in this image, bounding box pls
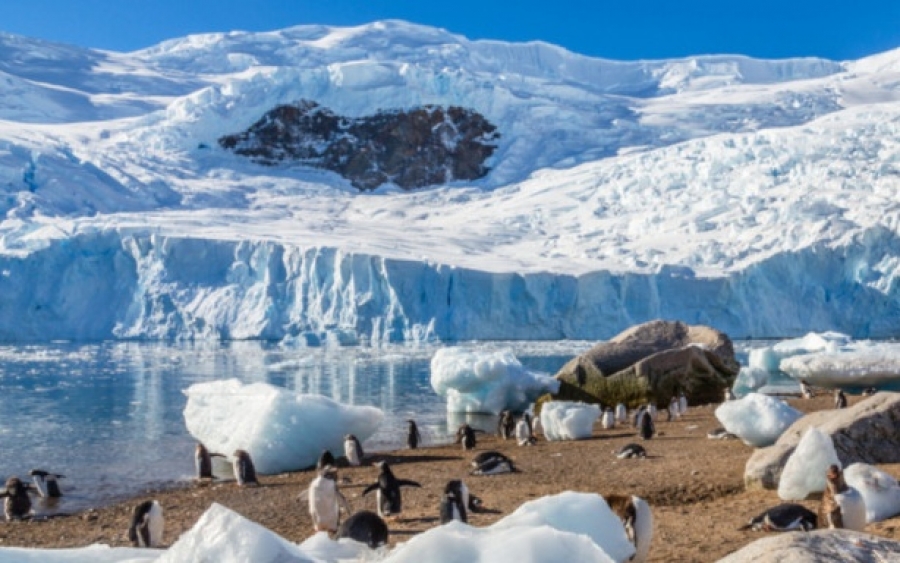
[440,480,468,523]
[336,510,389,548]
[406,420,421,450]
[233,449,259,486]
[128,499,163,547]
[2,476,34,521]
[29,469,65,498]
[456,424,477,450]
[639,409,655,440]
[362,461,421,517]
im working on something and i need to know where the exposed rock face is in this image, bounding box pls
[548,320,739,409]
[745,392,900,491]
[716,529,900,562]
[219,100,500,190]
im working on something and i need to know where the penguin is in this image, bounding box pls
[615,403,628,425]
[632,405,647,428]
[305,465,352,533]
[531,413,543,437]
[497,410,515,440]
[344,434,365,466]
[29,469,65,498]
[470,451,517,475]
[739,503,818,532]
[706,427,738,440]
[667,397,680,422]
[233,449,259,486]
[127,500,164,548]
[195,443,225,480]
[601,407,616,429]
[336,510,389,548]
[604,494,653,563]
[440,479,470,524]
[406,420,422,450]
[317,449,336,471]
[362,461,421,519]
[1,476,35,521]
[862,387,878,397]
[615,443,647,459]
[834,389,848,409]
[648,403,658,421]
[515,414,536,446]
[819,464,866,531]
[678,392,688,415]
[638,408,655,440]
[724,387,737,401]
[456,424,478,450]
[800,380,814,399]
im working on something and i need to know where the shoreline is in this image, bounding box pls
[3,395,900,562]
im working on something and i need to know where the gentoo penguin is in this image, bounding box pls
[306,465,352,532]
[470,451,517,475]
[233,449,259,486]
[834,389,848,409]
[706,427,738,440]
[800,380,814,399]
[632,405,647,428]
[601,407,616,429]
[678,392,688,415]
[604,494,653,563]
[344,434,365,466]
[456,424,478,450]
[497,410,515,440]
[440,479,471,523]
[531,413,543,437]
[336,510,389,548]
[638,407,655,440]
[648,403,658,421]
[362,461,421,519]
[615,403,628,425]
[819,464,866,531]
[724,387,737,401]
[317,449,336,471]
[406,420,422,450]
[667,396,680,422]
[739,503,818,532]
[615,443,648,459]
[194,443,225,480]
[515,414,536,446]
[29,469,65,498]
[1,477,35,521]
[128,500,164,548]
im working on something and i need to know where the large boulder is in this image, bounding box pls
[548,320,739,409]
[745,392,900,491]
[716,529,900,562]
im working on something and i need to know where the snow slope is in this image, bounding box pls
[0,20,899,342]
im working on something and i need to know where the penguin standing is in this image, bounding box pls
[800,380,814,399]
[29,469,65,498]
[667,397,680,421]
[678,392,688,415]
[632,405,646,428]
[406,420,422,450]
[515,414,536,446]
[615,403,628,425]
[819,464,866,531]
[601,408,615,429]
[456,424,478,450]
[128,500,164,548]
[362,461,421,519]
[344,434,365,466]
[603,494,653,563]
[336,510,389,548]
[648,403,658,421]
[1,477,36,521]
[195,443,225,480]
[638,408,655,440]
[233,449,259,486]
[740,503,818,532]
[497,411,515,440]
[834,390,848,409]
[305,465,352,533]
[440,479,471,524]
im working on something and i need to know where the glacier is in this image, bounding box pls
[0,21,899,343]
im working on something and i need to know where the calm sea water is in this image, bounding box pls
[0,340,592,514]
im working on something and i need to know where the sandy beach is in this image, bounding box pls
[2,394,899,562]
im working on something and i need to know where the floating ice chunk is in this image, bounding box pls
[714,392,802,447]
[384,491,633,563]
[844,463,900,523]
[430,348,560,414]
[781,342,900,390]
[778,428,840,500]
[157,503,316,563]
[540,401,601,441]
[0,544,159,563]
[183,379,383,474]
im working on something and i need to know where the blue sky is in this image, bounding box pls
[2,0,899,60]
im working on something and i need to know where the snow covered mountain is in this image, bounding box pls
[0,20,899,343]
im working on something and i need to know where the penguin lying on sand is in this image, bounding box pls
[739,503,817,532]
[362,461,421,519]
[614,443,647,459]
[706,427,738,440]
[470,451,517,475]
[128,500,164,548]
[29,469,65,498]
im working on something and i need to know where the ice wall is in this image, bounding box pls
[0,228,898,343]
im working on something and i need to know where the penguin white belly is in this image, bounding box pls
[631,496,653,563]
[310,479,340,530]
[376,489,388,517]
[345,442,360,466]
[147,501,165,548]
[32,477,48,498]
[836,488,867,531]
[615,404,627,423]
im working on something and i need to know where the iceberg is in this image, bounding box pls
[715,393,802,447]
[183,379,383,474]
[777,428,840,500]
[539,401,601,441]
[430,348,560,414]
[0,545,159,563]
[780,342,900,391]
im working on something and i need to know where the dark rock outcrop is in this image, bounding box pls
[547,320,739,409]
[218,100,499,190]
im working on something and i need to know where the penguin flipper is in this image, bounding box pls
[397,479,422,488]
[362,483,379,496]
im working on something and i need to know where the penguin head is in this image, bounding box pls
[320,465,338,480]
[5,476,25,494]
